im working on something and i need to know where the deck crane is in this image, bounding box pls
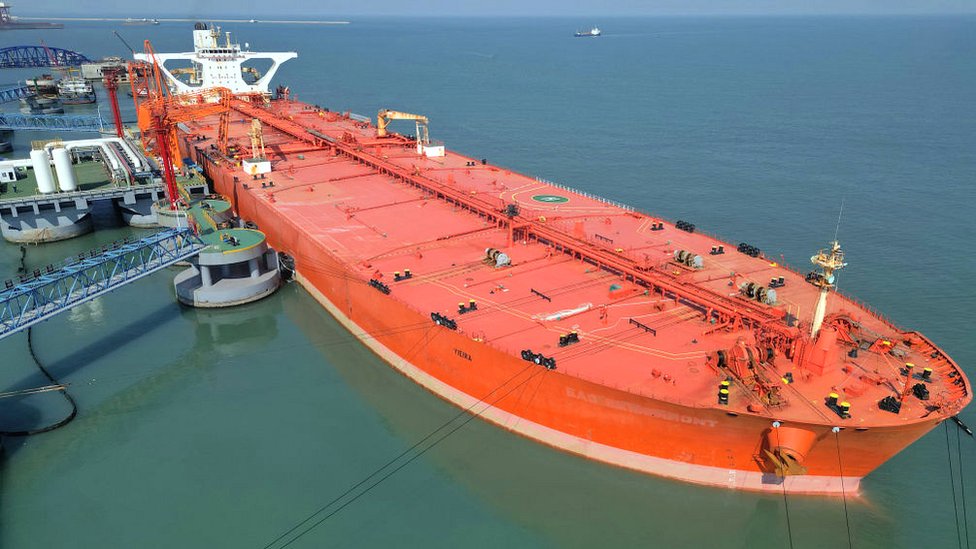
[39,40,59,68]
[169,65,202,86]
[101,66,126,138]
[248,118,266,160]
[377,109,430,150]
[129,40,233,211]
[241,66,262,83]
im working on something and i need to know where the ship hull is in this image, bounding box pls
[0,23,63,30]
[187,146,941,495]
[60,94,96,105]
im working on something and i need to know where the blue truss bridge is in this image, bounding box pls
[0,229,206,341]
[0,46,91,69]
[0,83,33,104]
[0,112,108,132]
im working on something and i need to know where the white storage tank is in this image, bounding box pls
[30,149,56,194]
[52,148,77,192]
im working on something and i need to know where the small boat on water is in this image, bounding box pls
[575,26,601,37]
[19,95,63,114]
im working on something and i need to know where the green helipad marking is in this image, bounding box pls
[532,194,569,204]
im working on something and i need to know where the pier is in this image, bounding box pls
[1,190,284,339]
[171,196,281,308]
[0,142,209,242]
[0,228,206,340]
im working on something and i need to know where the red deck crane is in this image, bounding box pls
[101,66,126,138]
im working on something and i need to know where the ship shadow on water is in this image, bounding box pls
[0,400,43,441]
[279,284,888,548]
[0,302,181,458]
[0,295,281,464]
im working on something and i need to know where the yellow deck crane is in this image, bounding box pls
[169,65,202,85]
[248,118,266,161]
[377,109,442,156]
[241,66,262,84]
[242,118,272,176]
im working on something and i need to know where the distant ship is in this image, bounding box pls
[19,95,63,114]
[575,26,601,37]
[123,18,160,26]
[57,76,96,104]
[25,74,58,94]
[0,2,62,30]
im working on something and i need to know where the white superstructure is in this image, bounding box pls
[57,76,95,95]
[133,23,297,95]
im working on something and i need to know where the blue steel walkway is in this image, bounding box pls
[0,112,107,132]
[0,46,91,69]
[0,228,206,340]
[0,83,32,104]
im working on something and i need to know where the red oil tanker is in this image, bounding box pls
[146,29,970,495]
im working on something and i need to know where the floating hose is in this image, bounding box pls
[0,327,79,437]
[0,247,78,439]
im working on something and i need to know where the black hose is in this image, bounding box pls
[1,246,79,439]
[0,327,79,437]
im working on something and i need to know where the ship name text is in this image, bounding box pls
[566,387,718,428]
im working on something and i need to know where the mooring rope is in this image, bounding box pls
[781,477,795,549]
[833,427,854,548]
[774,422,795,549]
[947,420,964,548]
[958,424,971,549]
[262,364,546,549]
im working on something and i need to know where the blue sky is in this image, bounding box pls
[19,0,976,17]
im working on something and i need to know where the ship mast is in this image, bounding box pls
[809,240,847,339]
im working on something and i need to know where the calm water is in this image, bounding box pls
[1,16,974,548]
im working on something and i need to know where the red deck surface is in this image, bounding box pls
[174,98,970,491]
[181,100,969,428]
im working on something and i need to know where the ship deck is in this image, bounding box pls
[179,99,970,428]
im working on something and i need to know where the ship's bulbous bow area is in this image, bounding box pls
[762,425,818,477]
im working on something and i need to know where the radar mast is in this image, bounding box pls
[809,240,847,339]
